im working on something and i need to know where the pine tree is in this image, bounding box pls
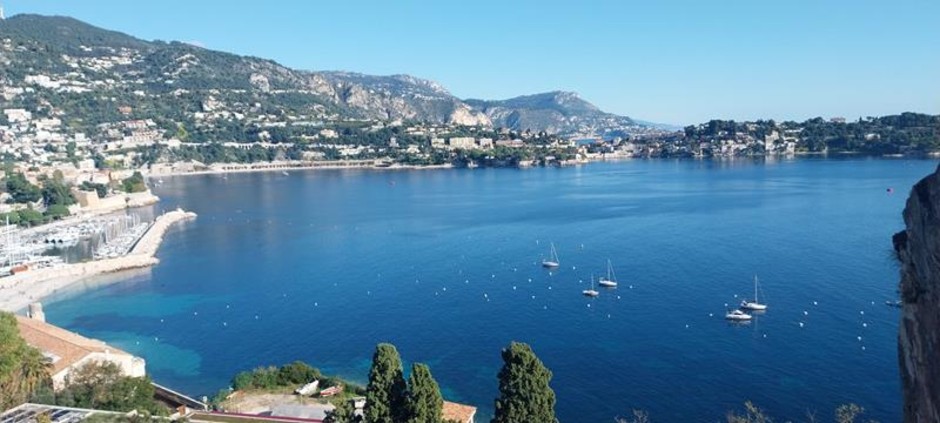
[406,363,443,423]
[364,343,408,423]
[491,342,557,423]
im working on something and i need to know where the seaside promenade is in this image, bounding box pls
[0,209,196,312]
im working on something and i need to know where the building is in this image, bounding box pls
[15,305,146,390]
[448,137,476,149]
[3,109,31,123]
[442,401,477,423]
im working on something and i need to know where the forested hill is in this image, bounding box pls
[679,113,940,155]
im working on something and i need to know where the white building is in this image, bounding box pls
[3,109,32,123]
[448,137,476,149]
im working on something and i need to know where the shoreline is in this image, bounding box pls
[143,153,936,180]
[146,161,455,178]
[0,209,197,313]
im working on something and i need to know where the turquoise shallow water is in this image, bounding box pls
[44,158,936,422]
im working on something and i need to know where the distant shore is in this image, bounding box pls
[0,209,197,313]
[145,160,455,178]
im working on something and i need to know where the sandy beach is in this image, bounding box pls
[0,209,196,313]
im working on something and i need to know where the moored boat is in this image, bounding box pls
[598,259,618,287]
[725,309,753,321]
[542,242,560,268]
[740,275,767,311]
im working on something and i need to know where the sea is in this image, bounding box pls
[42,157,937,422]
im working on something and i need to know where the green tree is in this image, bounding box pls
[0,211,22,225]
[276,361,321,386]
[324,398,358,423]
[176,123,190,141]
[405,363,443,423]
[4,172,42,203]
[80,181,109,199]
[0,312,52,410]
[491,342,557,423]
[364,343,408,423]
[44,204,71,220]
[40,177,76,207]
[57,361,163,415]
[121,172,147,193]
[16,208,46,227]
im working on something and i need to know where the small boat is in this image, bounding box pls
[598,259,618,288]
[295,380,319,396]
[281,171,290,176]
[725,309,752,321]
[740,276,767,311]
[542,242,560,268]
[583,275,599,297]
[886,300,902,308]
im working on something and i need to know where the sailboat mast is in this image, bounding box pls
[754,275,759,302]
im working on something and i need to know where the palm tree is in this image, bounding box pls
[18,347,52,398]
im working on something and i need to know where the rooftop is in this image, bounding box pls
[442,401,477,423]
[14,315,134,375]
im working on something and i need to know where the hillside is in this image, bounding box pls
[465,91,642,137]
[0,14,642,137]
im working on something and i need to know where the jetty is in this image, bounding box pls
[0,209,197,312]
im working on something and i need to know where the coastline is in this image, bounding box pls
[146,160,455,178]
[143,152,929,180]
[0,208,197,313]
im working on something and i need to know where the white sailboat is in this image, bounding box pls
[542,242,560,268]
[725,309,753,321]
[740,275,767,311]
[598,259,618,287]
[583,275,599,297]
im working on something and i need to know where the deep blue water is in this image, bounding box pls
[43,158,937,422]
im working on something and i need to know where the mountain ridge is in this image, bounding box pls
[0,14,645,136]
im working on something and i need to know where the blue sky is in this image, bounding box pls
[3,0,939,125]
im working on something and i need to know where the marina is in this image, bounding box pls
[0,209,196,312]
[1,213,152,276]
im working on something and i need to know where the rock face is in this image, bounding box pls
[893,163,940,423]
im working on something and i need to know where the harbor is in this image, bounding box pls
[0,208,197,312]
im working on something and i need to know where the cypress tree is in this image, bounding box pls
[406,363,443,423]
[491,342,557,423]
[364,343,408,423]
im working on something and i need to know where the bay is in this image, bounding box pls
[44,158,935,422]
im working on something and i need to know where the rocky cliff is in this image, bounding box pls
[893,163,940,423]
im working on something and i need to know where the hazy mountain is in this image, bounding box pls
[465,91,644,137]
